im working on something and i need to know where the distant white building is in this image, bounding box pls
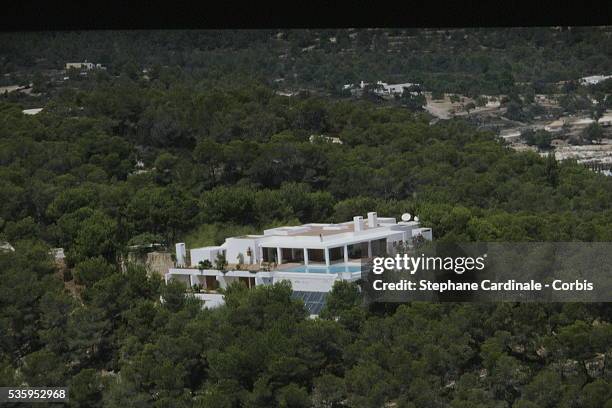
[343,80,420,96]
[377,81,419,95]
[309,134,342,144]
[22,108,43,115]
[485,99,501,108]
[579,75,612,86]
[49,248,65,261]
[166,213,432,312]
[65,62,105,71]
[0,241,15,253]
[595,112,612,127]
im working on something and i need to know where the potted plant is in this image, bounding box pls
[198,260,212,271]
[214,252,228,274]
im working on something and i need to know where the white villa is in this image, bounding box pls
[166,212,432,313]
[579,75,612,86]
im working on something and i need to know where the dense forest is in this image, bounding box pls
[0,29,611,407]
[2,27,612,96]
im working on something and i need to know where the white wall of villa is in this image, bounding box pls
[166,268,343,292]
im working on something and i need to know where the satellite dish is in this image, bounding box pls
[401,213,411,221]
[414,216,420,222]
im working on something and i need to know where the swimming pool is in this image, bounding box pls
[278,264,362,274]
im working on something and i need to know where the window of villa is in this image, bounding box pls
[307,248,325,263]
[329,246,344,261]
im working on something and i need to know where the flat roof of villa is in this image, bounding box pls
[266,218,400,238]
[286,223,367,237]
[260,232,391,249]
[257,223,424,249]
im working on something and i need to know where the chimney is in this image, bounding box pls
[175,243,186,267]
[353,216,363,232]
[367,212,378,228]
